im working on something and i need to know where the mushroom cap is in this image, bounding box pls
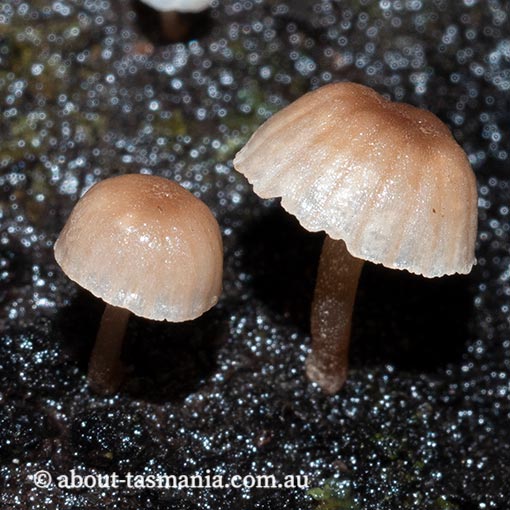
[234,82,478,278]
[139,0,211,13]
[54,174,223,321]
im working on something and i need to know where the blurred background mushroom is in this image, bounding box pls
[234,82,478,394]
[54,174,223,394]
[138,0,212,42]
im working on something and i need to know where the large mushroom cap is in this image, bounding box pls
[139,0,211,13]
[234,82,478,278]
[54,174,223,321]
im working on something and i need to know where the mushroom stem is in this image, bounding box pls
[306,236,364,394]
[88,304,130,394]
[159,11,191,42]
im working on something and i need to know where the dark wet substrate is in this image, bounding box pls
[1,0,510,508]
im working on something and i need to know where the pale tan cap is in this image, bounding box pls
[234,82,478,278]
[54,174,223,321]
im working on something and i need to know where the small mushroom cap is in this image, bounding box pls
[54,174,223,321]
[234,82,478,278]
[139,0,211,13]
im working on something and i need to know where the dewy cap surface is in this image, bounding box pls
[234,82,478,278]
[54,174,223,321]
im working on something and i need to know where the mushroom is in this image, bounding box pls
[233,82,478,394]
[138,0,212,42]
[54,174,223,394]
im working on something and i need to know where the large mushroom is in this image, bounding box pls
[54,174,223,394]
[139,0,212,42]
[233,82,478,394]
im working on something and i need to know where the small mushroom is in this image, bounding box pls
[54,174,223,394]
[234,82,478,394]
[139,0,212,42]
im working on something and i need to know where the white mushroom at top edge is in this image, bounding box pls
[139,0,212,13]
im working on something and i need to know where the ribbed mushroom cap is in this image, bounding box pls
[234,82,478,277]
[54,174,223,321]
[139,0,211,13]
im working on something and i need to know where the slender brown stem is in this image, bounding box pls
[306,236,364,394]
[88,304,130,394]
[160,11,191,42]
